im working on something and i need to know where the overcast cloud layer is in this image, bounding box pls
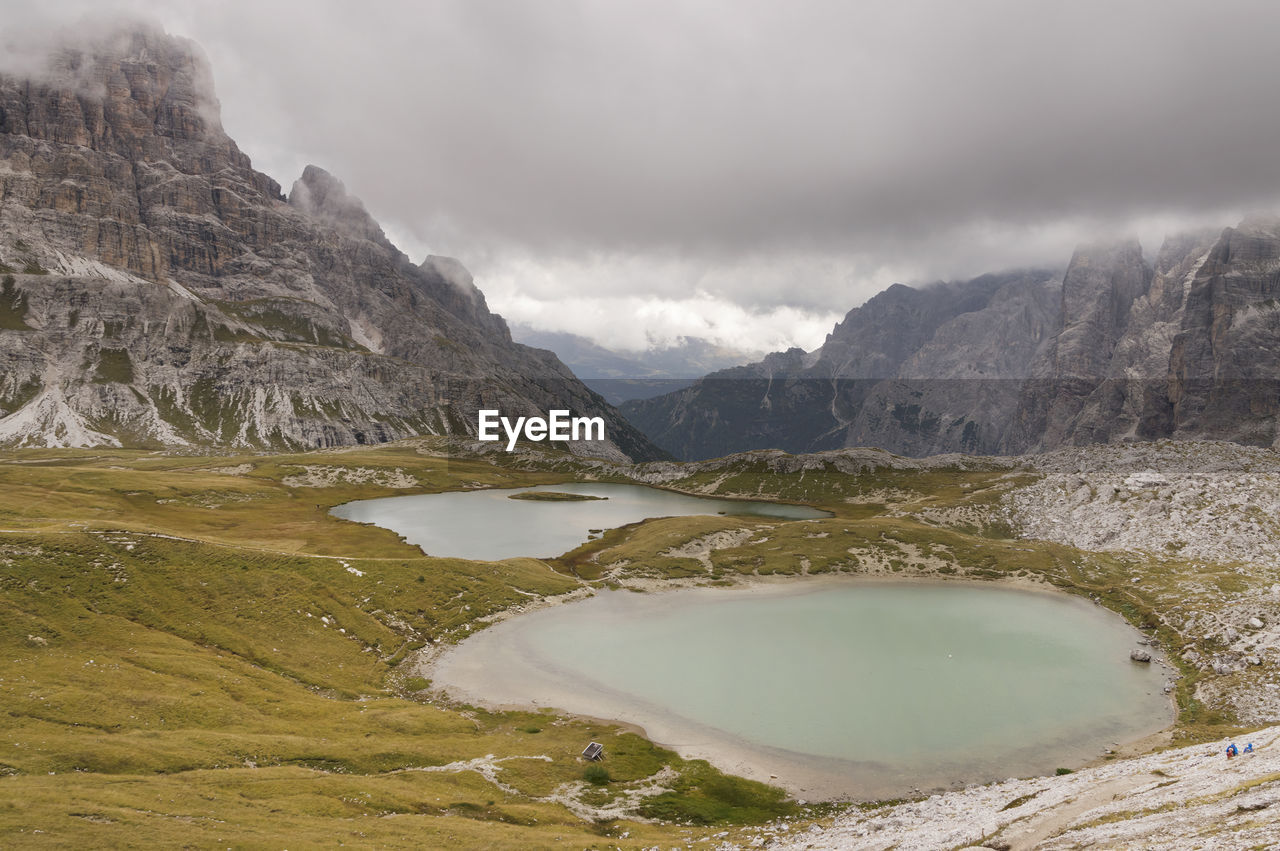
[4,1,1280,352]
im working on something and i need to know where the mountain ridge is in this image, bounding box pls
[0,26,662,461]
[623,219,1280,460]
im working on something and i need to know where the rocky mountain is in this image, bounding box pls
[622,269,1060,459]
[624,218,1280,460]
[0,27,661,460]
[509,323,759,404]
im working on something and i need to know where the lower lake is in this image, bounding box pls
[430,581,1173,799]
[331,482,829,560]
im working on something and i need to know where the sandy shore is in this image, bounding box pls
[422,574,1177,801]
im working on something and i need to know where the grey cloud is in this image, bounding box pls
[3,0,1279,330]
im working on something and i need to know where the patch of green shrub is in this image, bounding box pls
[583,764,611,785]
[639,760,796,825]
[93,348,135,384]
[0,275,31,330]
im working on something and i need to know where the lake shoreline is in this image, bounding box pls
[331,481,828,560]
[418,573,1178,801]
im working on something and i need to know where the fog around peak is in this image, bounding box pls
[3,0,1278,351]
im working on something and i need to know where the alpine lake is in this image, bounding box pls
[333,482,1173,799]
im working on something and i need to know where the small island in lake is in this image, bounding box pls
[507,491,609,502]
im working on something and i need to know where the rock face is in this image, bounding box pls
[1166,216,1280,445]
[1006,240,1152,449]
[0,28,661,460]
[625,219,1280,460]
[623,270,1062,459]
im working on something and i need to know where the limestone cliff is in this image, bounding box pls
[0,27,661,460]
[1165,216,1280,445]
[623,270,1062,459]
[625,220,1280,460]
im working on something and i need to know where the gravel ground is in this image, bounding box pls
[1006,441,1280,567]
[746,725,1280,850]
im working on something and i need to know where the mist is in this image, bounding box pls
[3,0,1277,351]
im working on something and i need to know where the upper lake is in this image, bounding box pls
[331,482,829,560]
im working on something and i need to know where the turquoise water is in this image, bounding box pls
[433,582,1173,797]
[332,482,828,560]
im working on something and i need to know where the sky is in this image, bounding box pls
[4,0,1280,354]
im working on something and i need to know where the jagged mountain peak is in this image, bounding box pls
[0,24,281,206]
[289,164,389,245]
[28,23,210,98]
[421,255,482,300]
[625,216,1280,461]
[1235,213,1280,237]
[1057,238,1151,366]
[1153,228,1220,275]
[0,26,662,460]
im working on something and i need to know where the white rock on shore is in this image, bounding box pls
[1004,441,1280,567]
[757,725,1280,850]
[997,440,1280,725]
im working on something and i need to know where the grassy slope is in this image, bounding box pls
[0,439,1258,846]
[0,444,803,848]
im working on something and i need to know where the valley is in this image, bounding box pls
[1,438,1277,847]
[1,16,1279,849]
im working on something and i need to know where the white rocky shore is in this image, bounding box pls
[1006,441,1280,567]
[753,724,1280,850]
[1002,441,1280,725]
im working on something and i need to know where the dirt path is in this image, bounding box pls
[998,773,1155,850]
